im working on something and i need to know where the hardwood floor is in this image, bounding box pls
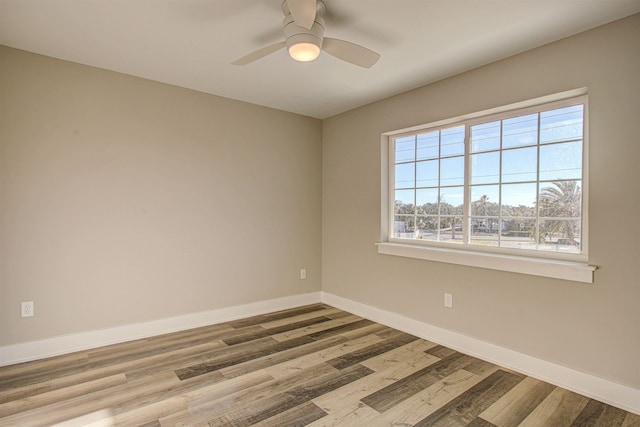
[1,303,638,426]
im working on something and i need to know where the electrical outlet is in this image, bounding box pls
[444,293,453,308]
[300,268,307,280]
[21,301,34,317]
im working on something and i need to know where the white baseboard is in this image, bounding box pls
[320,291,640,415]
[0,292,322,367]
[2,290,637,415]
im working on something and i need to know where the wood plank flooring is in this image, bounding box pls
[1,304,638,426]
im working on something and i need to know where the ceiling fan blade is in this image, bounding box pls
[231,42,287,65]
[287,0,316,29]
[322,37,380,68]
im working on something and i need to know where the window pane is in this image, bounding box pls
[470,185,499,216]
[502,146,537,183]
[503,113,538,149]
[416,160,438,188]
[440,186,464,216]
[471,151,500,185]
[416,188,439,214]
[395,163,414,189]
[395,136,415,163]
[417,131,439,161]
[538,219,581,253]
[471,121,500,153]
[500,219,536,250]
[539,181,581,219]
[470,217,500,246]
[539,141,582,181]
[501,183,537,216]
[393,215,415,238]
[394,189,415,214]
[440,156,464,186]
[441,126,465,157]
[416,216,438,240]
[440,216,463,242]
[540,105,583,144]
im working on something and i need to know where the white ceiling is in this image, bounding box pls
[1,1,639,119]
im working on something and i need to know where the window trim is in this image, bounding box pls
[379,88,597,283]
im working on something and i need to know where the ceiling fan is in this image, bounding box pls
[232,0,380,68]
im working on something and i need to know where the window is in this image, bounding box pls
[380,90,595,282]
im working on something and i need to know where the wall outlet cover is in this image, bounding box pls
[21,301,34,317]
[444,293,453,308]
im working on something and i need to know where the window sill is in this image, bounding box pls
[376,242,596,283]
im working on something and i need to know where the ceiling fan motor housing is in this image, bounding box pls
[283,14,325,52]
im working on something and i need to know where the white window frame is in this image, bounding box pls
[378,88,597,283]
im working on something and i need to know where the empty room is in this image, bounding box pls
[1,0,639,425]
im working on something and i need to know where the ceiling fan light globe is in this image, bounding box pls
[288,42,320,62]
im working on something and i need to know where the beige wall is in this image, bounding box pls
[0,46,322,345]
[322,14,640,389]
